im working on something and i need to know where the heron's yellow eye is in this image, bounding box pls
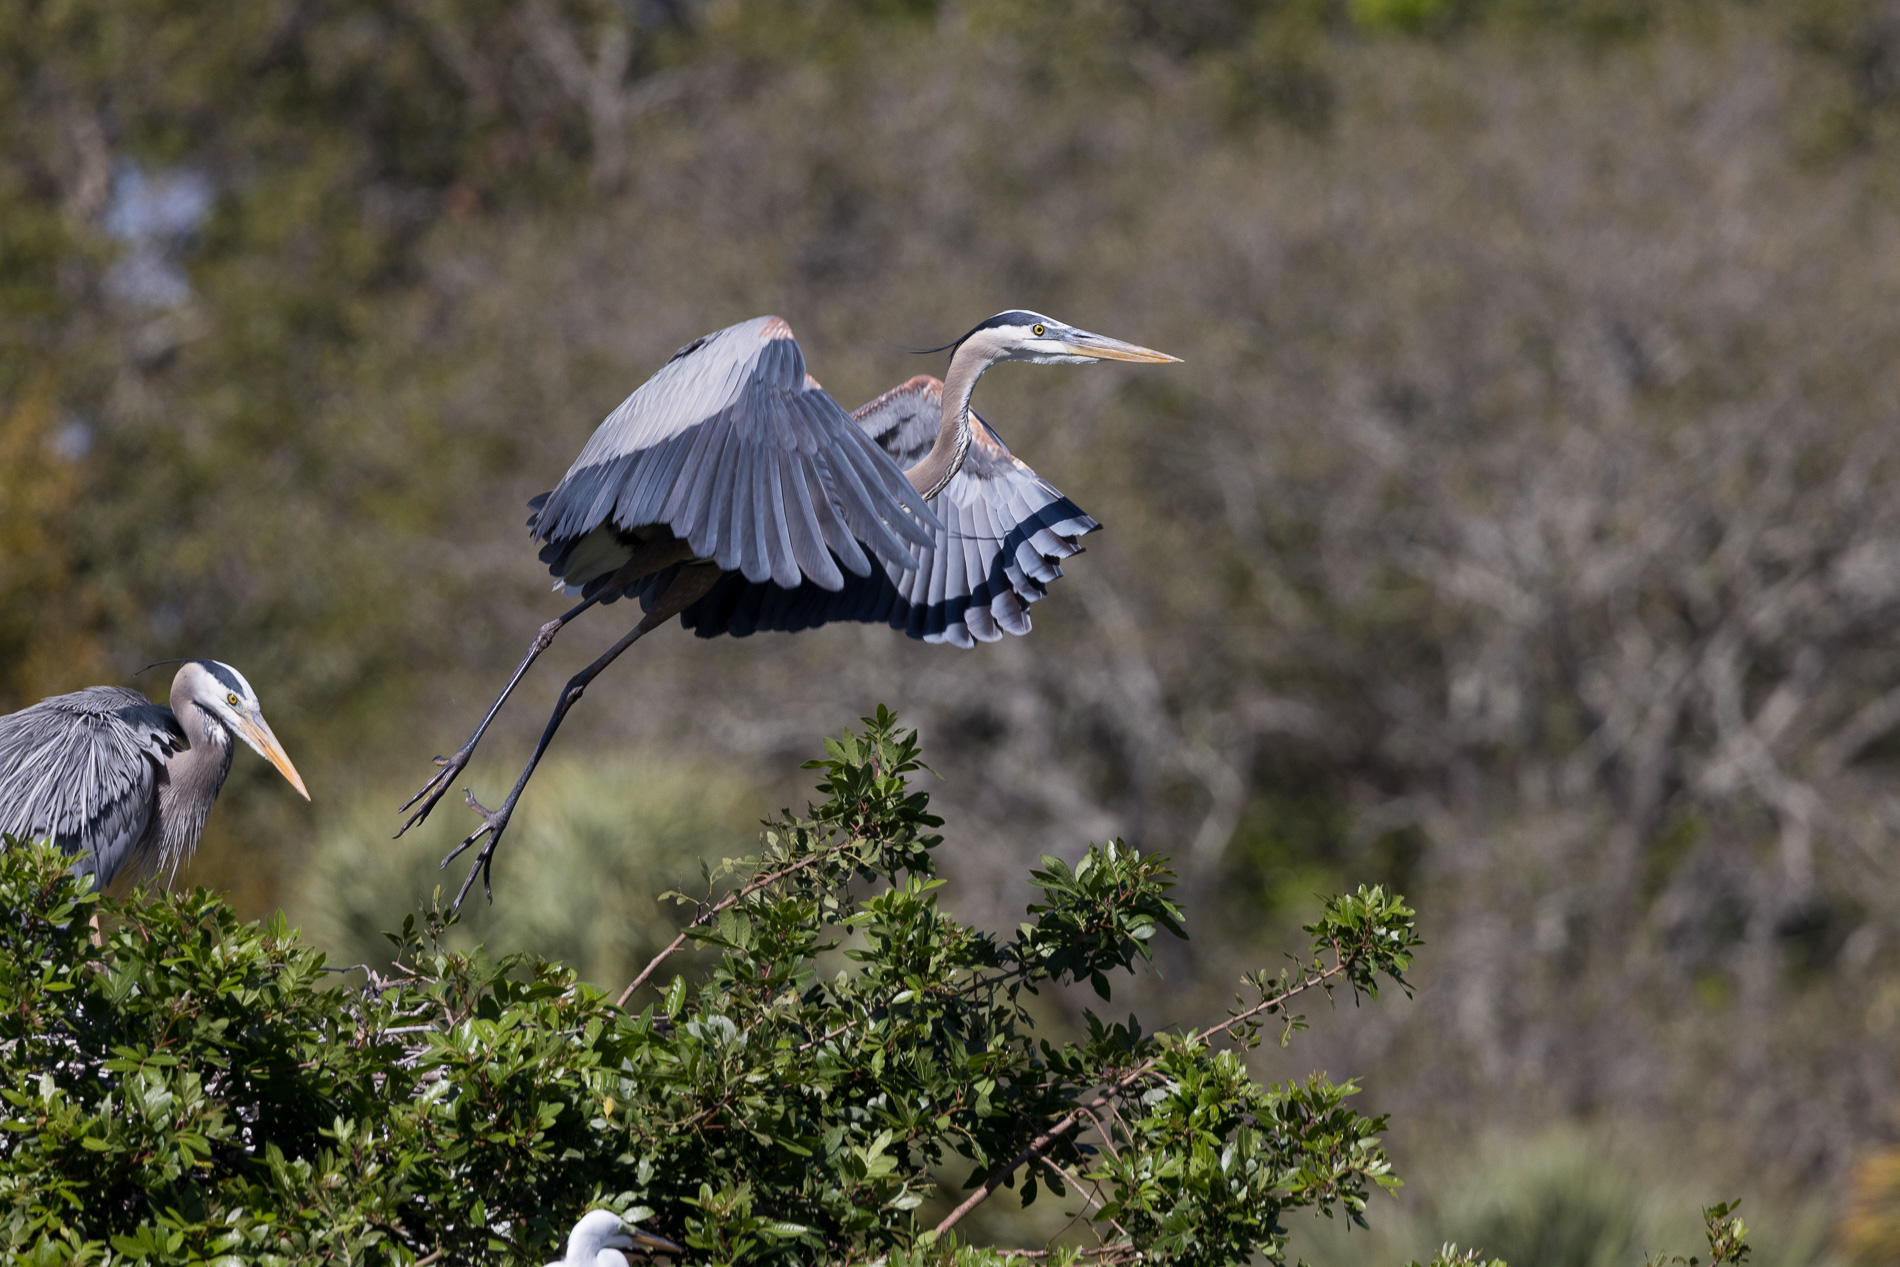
[226,693,239,706]
[1032,324,1045,337]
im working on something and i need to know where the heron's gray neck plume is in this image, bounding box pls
[157,676,234,879]
[907,334,997,500]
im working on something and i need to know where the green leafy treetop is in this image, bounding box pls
[5,709,1433,1264]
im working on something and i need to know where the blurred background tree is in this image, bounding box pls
[8,0,1900,1258]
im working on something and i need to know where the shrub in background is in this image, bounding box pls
[291,753,754,988]
[1297,1131,1811,1267]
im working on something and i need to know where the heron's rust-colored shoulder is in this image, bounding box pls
[857,375,942,416]
[760,316,795,341]
[967,414,1024,469]
[971,420,1010,455]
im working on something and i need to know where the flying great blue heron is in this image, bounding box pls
[549,1210,683,1265]
[0,660,308,888]
[402,311,1179,907]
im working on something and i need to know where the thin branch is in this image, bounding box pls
[1077,1106,1120,1161]
[931,951,1349,1237]
[796,1019,855,1054]
[849,1246,1143,1265]
[616,840,859,1008]
[1043,1156,1123,1246]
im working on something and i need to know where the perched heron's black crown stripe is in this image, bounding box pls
[132,658,244,696]
[197,661,245,695]
[901,310,1048,357]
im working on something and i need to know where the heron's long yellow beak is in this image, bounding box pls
[630,1229,686,1255]
[236,714,311,800]
[1058,331,1183,364]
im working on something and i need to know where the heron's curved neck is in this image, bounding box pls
[906,341,994,500]
[158,683,234,877]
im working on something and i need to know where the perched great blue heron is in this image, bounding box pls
[549,1210,683,1265]
[402,311,1179,906]
[0,660,308,887]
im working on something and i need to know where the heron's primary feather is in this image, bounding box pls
[0,686,180,883]
[674,376,1099,648]
[530,316,940,593]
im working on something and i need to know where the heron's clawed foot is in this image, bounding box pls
[396,746,473,836]
[438,787,516,911]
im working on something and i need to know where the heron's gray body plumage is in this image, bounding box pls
[0,686,215,885]
[0,662,304,887]
[531,316,940,594]
[680,375,1099,647]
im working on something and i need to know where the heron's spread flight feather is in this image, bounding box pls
[676,376,1099,648]
[0,686,179,884]
[530,317,940,594]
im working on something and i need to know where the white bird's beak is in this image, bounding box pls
[628,1228,685,1255]
[234,713,311,800]
[1056,330,1183,364]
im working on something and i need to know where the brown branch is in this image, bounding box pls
[615,840,857,1008]
[1077,1106,1120,1161]
[931,950,1348,1238]
[1044,1156,1124,1246]
[796,1019,855,1054]
[849,1246,1142,1265]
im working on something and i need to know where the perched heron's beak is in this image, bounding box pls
[235,714,311,800]
[1057,330,1182,364]
[628,1229,686,1256]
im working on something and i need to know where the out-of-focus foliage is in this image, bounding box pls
[0,713,1422,1265]
[11,0,1900,1219]
[1297,1132,1819,1267]
[1842,1150,1900,1267]
[295,752,755,987]
[0,377,108,705]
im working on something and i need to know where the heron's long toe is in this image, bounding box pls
[397,749,470,836]
[440,787,515,911]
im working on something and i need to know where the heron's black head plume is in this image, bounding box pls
[896,311,1048,356]
[135,658,246,696]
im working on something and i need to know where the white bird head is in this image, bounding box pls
[172,660,309,799]
[555,1209,684,1265]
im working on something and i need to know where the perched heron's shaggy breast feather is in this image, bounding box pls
[0,686,181,884]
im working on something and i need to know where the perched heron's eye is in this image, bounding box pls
[1032,324,1045,337]
[226,693,239,706]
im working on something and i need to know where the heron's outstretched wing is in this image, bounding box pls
[0,686,182,884]
[528,316,941,595]
[675,375,1100,648]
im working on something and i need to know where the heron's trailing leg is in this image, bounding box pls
[397,594,601,836]
[440,563,721,910]
[399,538,694,836]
